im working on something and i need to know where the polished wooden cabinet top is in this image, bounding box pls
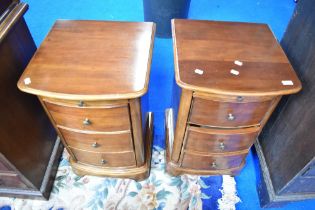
[172,19,301,96]
[18,20,155,100]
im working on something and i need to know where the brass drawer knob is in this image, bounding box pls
[78,100,85,107]
[101,159,107,165]
[211,162,217,168]
[236,96,244,102]
[219,142,225,150]
[83,118,91,125]
[227,113,235,121]
[91,142,98,148]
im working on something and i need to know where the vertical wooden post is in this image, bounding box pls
[129,98,144,166]
[171,89,193,162]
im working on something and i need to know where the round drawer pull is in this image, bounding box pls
[78,100,85,107]
[101,159,107,165]
[236,96,244,102]
[219,142,225,150]
[227,113,235,121]
[91,142,98,148]
[83,118,92,125]
[211,162,217,168]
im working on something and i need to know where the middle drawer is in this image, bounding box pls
[44,100,131,132]
[184,125,259,153]
[59,128,134,152]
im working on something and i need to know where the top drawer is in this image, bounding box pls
[189,96,273,128]
[42,98,129,108]
[44,99,131,132]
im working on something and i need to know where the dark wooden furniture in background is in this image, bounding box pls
[143,0,191,38]
[256,0,315,207]
[166,19,301,176]
[0,0,62,199]
[18,20,155,181]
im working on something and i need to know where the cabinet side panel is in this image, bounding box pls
[141,92,149,135]
[130,98,144,166]
[172,78,181,131]
[171,89,192,162]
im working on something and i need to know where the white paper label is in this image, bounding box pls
[194,69,204,75]
[234,60,243,66]
[230,69,239,75]
[24,77,31,85]
[282,80,294,86]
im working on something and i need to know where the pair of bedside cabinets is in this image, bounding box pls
[17,19,301,181]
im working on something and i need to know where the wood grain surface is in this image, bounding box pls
[71,148,136,167]
[129,98,145,166]
[189,97,273,128]
[17,20,156,100]
[185,125,259,153]
[59,128,133,152]
[45,100,131,132]
[165,108,244,176]
[181,151,246,170]
[171,89,193,162]
[69,112,154,181]
[172,19,301,96]
[42,97,129,108]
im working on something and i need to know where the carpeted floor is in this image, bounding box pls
[1,147,239,209]
[1,0,315,209]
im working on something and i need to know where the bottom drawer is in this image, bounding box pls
[182,152,245,170]
[0,173,29,189]
[71,148,136,167]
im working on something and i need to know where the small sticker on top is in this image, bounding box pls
[282,80,294,86]
[194,69,204,75]
[230,69,239,76]
[234,60,243,66]
[24,77,31,85]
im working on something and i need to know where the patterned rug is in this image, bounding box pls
[0,146,240,210]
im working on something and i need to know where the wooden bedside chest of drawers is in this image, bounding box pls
[17,20,155,181]
[165,19,302,176]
